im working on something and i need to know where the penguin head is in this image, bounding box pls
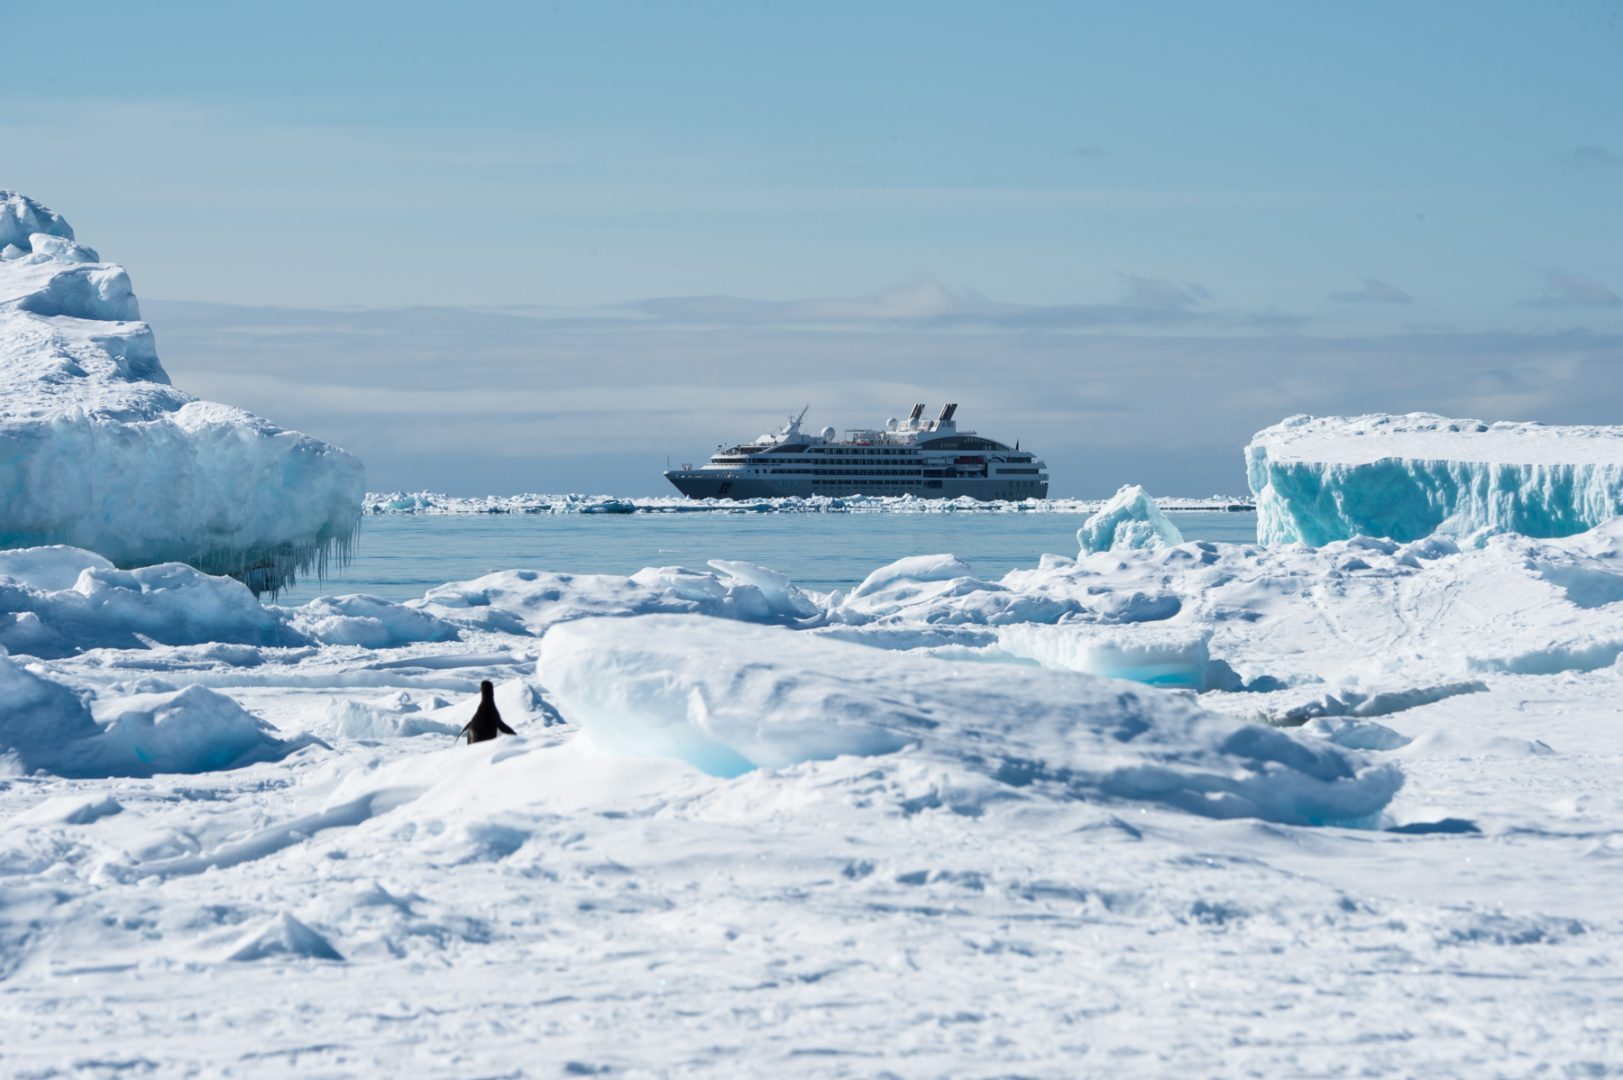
[480,679,495,701]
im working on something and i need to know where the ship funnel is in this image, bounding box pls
[908,403,925,423]
[937,403,957,425]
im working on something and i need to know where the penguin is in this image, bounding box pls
[460,680,516,744]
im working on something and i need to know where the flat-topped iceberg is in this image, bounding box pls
[0,191,363,594]
[1247,412,1623,545]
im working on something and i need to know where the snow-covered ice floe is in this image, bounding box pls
[541,614,1400,824]
[0,192,363,594]
[6,521,1623,1072]
[1248,411,1623,545]
[0,545,458,658]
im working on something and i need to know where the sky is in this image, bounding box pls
[4,1,1621,495]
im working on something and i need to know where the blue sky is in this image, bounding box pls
[4,2,1621,494]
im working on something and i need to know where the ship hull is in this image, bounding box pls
[664,471,1047,501]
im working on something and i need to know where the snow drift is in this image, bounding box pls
[1247,412,1623,546]
[0,191,364,594]
[0,651,311,777]
[539,614,1402,825]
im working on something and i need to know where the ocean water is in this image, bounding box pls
[277,510,1259,604]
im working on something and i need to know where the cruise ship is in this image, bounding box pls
[664,404,1049,500]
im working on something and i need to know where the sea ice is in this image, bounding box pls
[0,648,101,771]
[539,613,1401,824]
[989,522,1623,690]
[223,912,344,963]
[829,553,1082,625]
[0,549,299,657]
[4,515,1623,1072]
[321,696,461,739]
[0,191,364,594]
[283,593,461,648]
[78,684,319,778]
[0,545,462,659]
[1248,412,1623,545]
[995,623,1232,689]
[418,560,820,635]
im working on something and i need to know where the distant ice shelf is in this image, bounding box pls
[364,491,1257,515]
[1247,412,1623,546]
[0,192,364,593]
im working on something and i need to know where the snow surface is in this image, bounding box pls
[1076,483,1186,554]
[0,191,364,594]
[4,512,1623,1073]
[1248,412,1623,545]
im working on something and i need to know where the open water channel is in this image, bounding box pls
[275,510,1260,605]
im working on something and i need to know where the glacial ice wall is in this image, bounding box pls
[1247,413,1623,546]
[0,192,364,594]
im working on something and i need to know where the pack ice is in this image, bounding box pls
[5,516,1623,1072]
[1248,412,1623,545]
[0,192,363,593]
[3,193,1623,1071]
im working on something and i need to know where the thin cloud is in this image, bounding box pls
[1522,269,1622,309]
[626,276,1276,331]
[633,276,1012,326]
[147,295,1623,496]
[1330,278,1413,304]
[1118,276,1212,310]
[1569,145,1619,168]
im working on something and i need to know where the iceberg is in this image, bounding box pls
[1076,484,1185,554]
[1247,413,1623,546]
[0,191,364,594]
